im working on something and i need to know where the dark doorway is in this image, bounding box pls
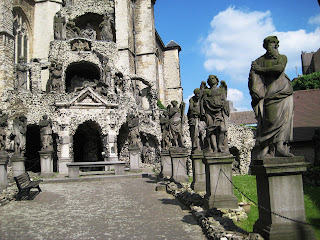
[73,121,103,170]
[25,125,41,173]
[65,62,100,93]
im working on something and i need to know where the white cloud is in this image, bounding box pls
[202,7,320,82]
[227,88,243,103]
[308,14,320,25]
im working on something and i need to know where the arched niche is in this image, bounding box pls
[73,120,104,164]
[65,61,100,92]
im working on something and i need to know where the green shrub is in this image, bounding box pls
[292,72,320,91]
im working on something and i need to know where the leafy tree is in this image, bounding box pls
[292,72,320,91]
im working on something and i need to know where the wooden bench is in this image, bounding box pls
[14,172,42,200]
[66,161,125,178]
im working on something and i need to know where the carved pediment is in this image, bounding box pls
[56,87,118,109]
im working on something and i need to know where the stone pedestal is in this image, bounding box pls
[170,148,189,183]
[160,150,172,179]
[129,146,140,172]
[203,154,238,209]
[0,151,9,191]
[11,154,26,177]
[191,152,206,192]
[59,157,72,175]
[39,150,54,177]
[251,156,316,240]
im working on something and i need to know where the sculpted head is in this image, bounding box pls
[263,36,279,57]
[207,75,219,87]
[171,100,178,107]
[193,88,200,99]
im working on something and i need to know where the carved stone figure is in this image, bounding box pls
[134,84,142,107]
[168,100,185,148]
[13,116,27,156]
[66,20,80,38]
[54,12,66,40]
[188,88,205,153]
[39,115,53,151]
[100,14,114,42]
[160,109,170,149]
[0,110,8,152]
[49,62,63,92]
[16,56,29,90]
[127,115,139,147]
[249,36,294,159]
[114,73,124,94]
[200,75,229,155]
[71,39,90,51]
[312,128,320,166]
[142,142,153,164]
[81,23,96,40]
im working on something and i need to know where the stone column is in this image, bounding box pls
[58,133,71,174]
[203,154,238,209]
[0,151,9,191]
[39,150,53,177]
[191,152,206,192]
[11,154,26,177]
[160,149,172,179]
[107,131,118,162]
[170,148,189,183]
[251,156,316,240]
[128,146,140,172]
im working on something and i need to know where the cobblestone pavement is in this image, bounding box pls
[0,177,207,240]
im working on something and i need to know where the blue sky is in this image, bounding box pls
[154,0,320,111]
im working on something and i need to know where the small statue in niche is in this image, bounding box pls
[0,110,8,152]
[142,142,154,164]
[12,116,27,156]
[48,62,63,93]
[54,12,66,40]
[39,115,53,152]
[81,23,96,40]
[312,128,320,166]
[133,84,142,107]
[100,14,114,42]
[127,114,140,147]
[66,20,80,38]
[114,72,124,94]
[168,100,185,148]
[160,109,170,149]
[188,88,205,153]
[200,75,229,155]
[249,36,294,158]
[16,56,29,91]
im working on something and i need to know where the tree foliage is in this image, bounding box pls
[292,72,320,91]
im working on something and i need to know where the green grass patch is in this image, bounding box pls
[232,175,320,239]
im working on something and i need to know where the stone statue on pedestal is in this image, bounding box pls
[160,109,170,149]
[12,116,27,156]
[249,36,294,159]
[127,115,139,147]
[16,56,29,91]
[39,115,53,152]
[168,100,185,148]
[200,75,229,155]
[100,14,114,42]
[54,12,66,40]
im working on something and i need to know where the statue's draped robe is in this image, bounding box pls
[249,54,293,146]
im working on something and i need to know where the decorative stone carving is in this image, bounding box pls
[39,115,53,152]
[168,100,185,148]
[127,115,139,147]
[200,75,229,155]
[66,20,80,39]
[16,57,29,91]
[54,12,66,40]
[12,116,27,156]
[0,110,8,152]
[71,39,91,51]
[249,36,294,159]
[48,62,63,93]
[100,14,114,42]
[81,23,96,40]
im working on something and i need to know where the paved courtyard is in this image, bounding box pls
[0,176,207,240]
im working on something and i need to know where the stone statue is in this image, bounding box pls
[16,56,29,91]
[312,128,320,166]
[134,84,142,107]
[142,142,153,164]
[13,116,27,156]
[200,75,229,155]
[188,88,205,153]
[81,23,96,40]
[49,62,63,92]
[168,100,185,148]
[66,20,80,38]
[160,109,170,149]
[100,14,114,42]
[0,110,8,152]
[39,115,53,151]
[54,12,66,40]
[249,36,294,159]
[127,115,140,147]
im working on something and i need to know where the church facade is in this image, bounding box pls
[0,0,183,173]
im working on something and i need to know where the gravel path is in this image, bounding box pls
[0,177,207,240]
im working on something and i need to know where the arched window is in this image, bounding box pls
[13,9,30,64]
